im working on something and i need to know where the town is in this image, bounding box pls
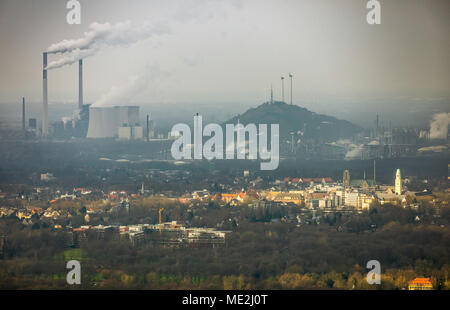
[0,0,449,294]
[1,162,447,245]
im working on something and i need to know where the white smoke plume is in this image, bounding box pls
[46,20,170,70]
[46,48,99,70]
[345,144,364,160]
[429,112,450,139]
[91,64,169,107]
[45,1,244,70]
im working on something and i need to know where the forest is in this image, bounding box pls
[0,201,449,290]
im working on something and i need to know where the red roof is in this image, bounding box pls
[409,278,432,285]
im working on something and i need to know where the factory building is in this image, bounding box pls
[28,118,37,130]
[41,55,145,140]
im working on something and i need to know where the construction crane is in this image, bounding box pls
[158,208,164,235]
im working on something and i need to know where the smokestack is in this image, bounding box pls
[373,159,376,185]
[22,97,25,131]
[281,76,285,102]
[78,59,83,110]
[270,85,273,104]
[289,73,293,105]
[376,114,379,133]
[146,114,149,142]
[42,52,48,136]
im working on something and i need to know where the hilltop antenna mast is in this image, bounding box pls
[376,114,379,134]
[270,85,273,104]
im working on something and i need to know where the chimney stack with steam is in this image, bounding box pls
[42,52,48,136]
[78,59,83,110]
[146,114,150,142]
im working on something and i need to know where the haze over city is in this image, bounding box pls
[0,0,449,127]
[0,0,449,298]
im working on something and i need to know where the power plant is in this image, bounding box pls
[42,52,148,140]
[42,52,91,139]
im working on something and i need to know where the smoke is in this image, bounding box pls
[418,145,447,153]
[91,64,169,107]
[46,48,98,70]
[46,20,170,70]
[45,1,244,70]
[62,116,72,125]
[429,112,450,139]
[345,144,364,160]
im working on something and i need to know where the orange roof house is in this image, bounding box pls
[221,192,246,203]
[408,278,433,290]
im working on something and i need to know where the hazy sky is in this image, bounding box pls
[0,0,449,111]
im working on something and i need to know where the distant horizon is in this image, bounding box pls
[1,0,449,107]
[1,98,448,130]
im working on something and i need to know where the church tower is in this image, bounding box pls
[395,169,402,195]
[343,170,350,188]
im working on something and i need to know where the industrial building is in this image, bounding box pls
[40,52,152,140]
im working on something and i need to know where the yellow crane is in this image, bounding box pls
[158,208,164,235]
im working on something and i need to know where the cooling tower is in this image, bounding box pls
[117,106,139,126]
[127,106,139,126]
[86,106,140,138]
[103,107,119,135]
[87,107,117,138]
[86,107,102,138]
